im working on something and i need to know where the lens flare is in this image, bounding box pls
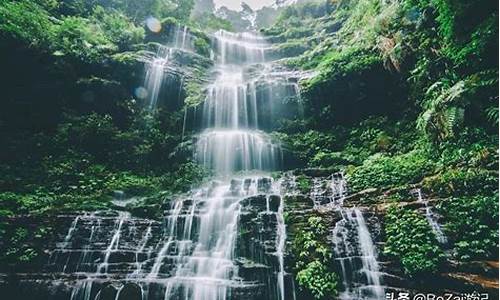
[134,87,148,99]
[145,17,161,33]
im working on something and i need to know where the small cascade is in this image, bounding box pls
[309,173,347,208]
[275,187,287,300]
[129,221,153,278]
[414,188,448,244]
[160,180,245,299]
[141,25,195,110]
[143,46,173,110]
[213,30,269,65]
[97,212,129,274]
[196,129,282,174]
[296,174,385,300]
[330,173,348,204]
[332,208,385,300]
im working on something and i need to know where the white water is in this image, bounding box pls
[159,180,249,298]
[310,173,347,209]
[415,189,448,244]
[61,29,298,300]
[142,25,194,109]
[170,30,292,300]
[332,208,385,300]
[314,175,385,300]
[196,30,284,175]
[275,186,287,300]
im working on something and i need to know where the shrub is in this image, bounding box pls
[384,206,444,277]
[297,261,338,300]
[296,175,312,195]
[293,216,338,299]
[91,6,144,51]
[438,195,498,261]
[0,0,54,48]
[52,15,117,63]
[347,150,435,192]
[423,168,498,197]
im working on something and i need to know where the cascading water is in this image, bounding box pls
[141,24,195,110]
[158,29,290,300]
[196,30,283,175]
[305,174,385,300]
[49,30,298,300]
[414,188,448,244]
[332,208,385,300]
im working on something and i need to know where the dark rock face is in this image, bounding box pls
[0,177,294,300]
[1,174,497,300]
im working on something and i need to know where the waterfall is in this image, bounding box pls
[275,190,287,300]
[331,207,385,300]
[415,188,448,244]
[195,30,283,175]
[141,25,194,110]
[304,174,384,300]
[49,29,299,300]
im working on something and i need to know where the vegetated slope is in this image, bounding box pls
[0,0,497,298]
[0,0,221,269]
[261,0,498,297]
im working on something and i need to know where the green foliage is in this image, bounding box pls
[0,0,54,48]
[91,6,144,50]
[292,216,338,299]
[296,175,312,194]
[384,206,444,277]
[347,150,435,192]
[0,192,53,216]
[435,127,498,169]
[0,218,54,268]
[303,48,381,83]
[193,36,210,57]
[277,1,331,22]
[52,14,119,63]
[437,195,499,261]
[417,70,498,141]
[58,0,194,22]
[154,161,208,193]
[193,13,233,32]
[279,130,336,166]
[423,168,498,197]
[296,261,338,300]
[106,172,160,195]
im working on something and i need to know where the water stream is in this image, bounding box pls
[414,188,448,244]
[328,175,385,300]
[54,29,297,300]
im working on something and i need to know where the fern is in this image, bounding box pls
[486,105,499,124]
[418,77,471,141]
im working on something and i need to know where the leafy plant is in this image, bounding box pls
[384,206,444,277]
[297,261,338,300]
[437,195,499,261]
[296,175,312,194]
[292,216,338,299]
[347,150,435,192]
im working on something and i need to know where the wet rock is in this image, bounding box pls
[231,179,242,195]
[118,283,142,300]
[257,177,272,192]
[97,283,119,300]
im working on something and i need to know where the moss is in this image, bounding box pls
[296,175,312,194]
[193,36,210,57]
